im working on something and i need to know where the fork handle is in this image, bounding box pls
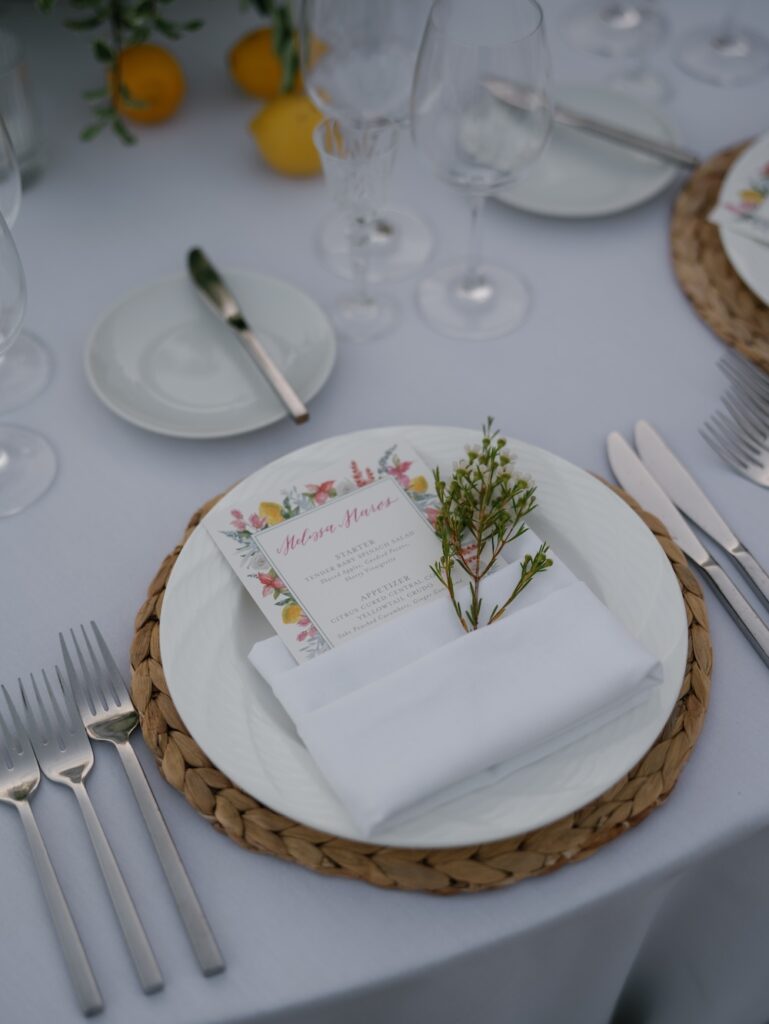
[115,740,224,976]
[71,783,163,994]
[16,800,104,1017]
[731,544,769,614]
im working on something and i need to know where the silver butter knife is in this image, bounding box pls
[485,78,699,170]
[635,420,769,612]
[608,431,769,668]
[188,248,309,425]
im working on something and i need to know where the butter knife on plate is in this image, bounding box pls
[607,431,769,668]
[634,420,769,612]
[485,78,699,169]
[188,248,309,425]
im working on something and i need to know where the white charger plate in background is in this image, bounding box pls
[496,85,681,218]
[159,426,688,848]
[85,271,337,439]
[717,132,769,308]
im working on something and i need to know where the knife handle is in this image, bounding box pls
[238,326,309,424]
[555,109,699,169]
[730,545,769,614]
[702,557,769,668]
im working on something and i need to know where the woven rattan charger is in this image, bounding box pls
[671,141,769,372]
[130,484,711,895]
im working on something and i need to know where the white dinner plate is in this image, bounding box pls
[160,426,688,848]
[718,132,769,308]
[496,85,680,218]
[85,271,337,439]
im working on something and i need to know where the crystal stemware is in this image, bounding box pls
[0,114,51,413]
[313,118,400,341]
[675,8,769,86]
[411,0,552,340]
[300,0,433,283]
[0,210,56,517]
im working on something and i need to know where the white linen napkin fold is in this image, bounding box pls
[248,532,663,837]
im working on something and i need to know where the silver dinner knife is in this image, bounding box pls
[485,78,700,170]
[607,431,769,668]
[635,420,769,612]
[188,248,309,425]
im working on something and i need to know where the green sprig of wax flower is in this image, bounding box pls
[430,418,552,632]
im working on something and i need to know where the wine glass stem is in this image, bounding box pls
[463,193,486,292]
[350,214,374,306]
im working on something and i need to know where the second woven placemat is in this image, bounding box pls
[130,484,711,895]
[671,141,769,372]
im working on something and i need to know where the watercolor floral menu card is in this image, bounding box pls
[204,443,447,662]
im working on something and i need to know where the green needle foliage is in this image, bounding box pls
[431,418,552,632]
[37,0,298,144]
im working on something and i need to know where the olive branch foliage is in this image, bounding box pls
[431,419,552,632]
[36,0,298,144]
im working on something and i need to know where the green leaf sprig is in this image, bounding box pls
[430,418,552,632]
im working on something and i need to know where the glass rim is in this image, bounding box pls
[427,0,545,46]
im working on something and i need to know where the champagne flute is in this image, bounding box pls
[0,114,51,412]
[411,0,552,340]
[0,210,56,517]
[299,0,433,283]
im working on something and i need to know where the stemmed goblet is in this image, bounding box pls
[313,118,400,342]
[411,0,552,340]
[299,0,433,283]
[0,114,51,412]
[0,209,56,516]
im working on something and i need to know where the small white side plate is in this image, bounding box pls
[160,426,688,848]
[718,132,769,308]
[85,271,337,439]
[496,85,680,218]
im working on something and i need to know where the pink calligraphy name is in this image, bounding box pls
[275,495,399,556]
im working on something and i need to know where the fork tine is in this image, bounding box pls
[23,673,53,747]
[0,689,20,767]
[89,622,127,708]
[65,628,103,714]
[52,666,83,735]
[722,392,769,448]
[2,685,30,757]
[59,631,93,718]
[729,378,769,428]
[701,421,751,470]
[713,412,763,463]
[721,353,769,402]
[80,625,117,710]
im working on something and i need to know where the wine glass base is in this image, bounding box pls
[417,262,529,341]
[0,330,52,413]
[565,1,666,56]
[317,206,433,284]
[607,66,673,103]
[0,424,57,517]
[332,291,400,342]
[675,27,769,85]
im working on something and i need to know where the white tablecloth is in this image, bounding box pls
[2,2,769,1022]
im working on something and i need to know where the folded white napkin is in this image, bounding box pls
[248,532,662,837]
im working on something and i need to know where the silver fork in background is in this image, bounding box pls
[20,669,163,995]
[61,623,224,977]
[0,687,103,1017]
[701,407,769,488]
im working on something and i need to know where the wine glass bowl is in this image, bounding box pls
[410,0,552,341]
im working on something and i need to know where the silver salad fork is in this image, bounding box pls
[60,622,224,977]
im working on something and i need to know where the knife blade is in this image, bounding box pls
[484,78,700,170]
[635,420,769,612]
[607,431,769,668]
[188,248,309,425]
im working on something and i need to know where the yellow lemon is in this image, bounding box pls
[111,44,185,124]
[250,94,323,177]
[282,603,303,624]
[258,501,284,525]
[229,29,285,99]
[409,475,428,493]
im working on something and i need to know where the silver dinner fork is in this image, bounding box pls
[20,669,163,995]
[701,408,769,487]
[702,358,769,487]
[0,686,103,1016]
[60,623,224,977]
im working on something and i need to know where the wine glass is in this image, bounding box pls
[313,118,400,341]
[299,0,433,283]
[0,210,56,517]
[675,8,769,86]
[0,114,51,412]
[411,0,552,340]
[564,1,670,102]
